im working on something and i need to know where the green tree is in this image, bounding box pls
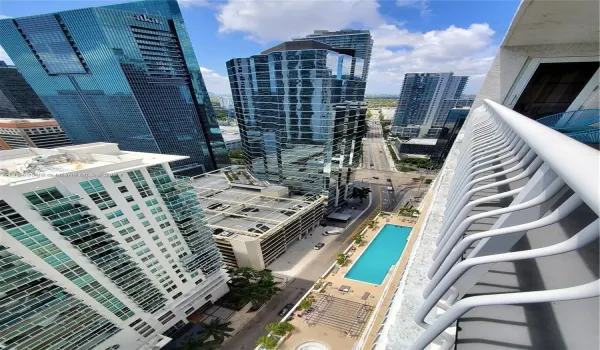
[266,322,295,336]
[257,336,278,350]
[354,234,363,245]
[178,335,219,350]
[229,148,244,159]
[336,253,348,266]
[367,110,373,118]
[227,267,281,310]
[350,186,371,203]
[299,298,312,310]
[200,319,234,344]
[228,148,245,165]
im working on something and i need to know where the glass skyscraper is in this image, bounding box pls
[0,61,52,119]
[294,30,373,81]
[226,40,367,210]
[0,0,229,175]
[392,73,469,131]
[430,106,470,167]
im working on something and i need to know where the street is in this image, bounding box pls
[221,186,383,350]
[362,118,393,171]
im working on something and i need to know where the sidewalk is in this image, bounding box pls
[383,140,399,172]
[270,196,371,280]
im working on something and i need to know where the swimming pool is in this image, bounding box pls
[345,224,411,285]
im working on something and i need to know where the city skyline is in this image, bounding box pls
[0,0,521,96]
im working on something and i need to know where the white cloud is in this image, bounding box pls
[396,0,430,17]
[216,0,383,43]
[200,66,231,95]
[214,0,498,95]
[367,23,497,94]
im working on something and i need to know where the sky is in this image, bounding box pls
[0,0,520,96]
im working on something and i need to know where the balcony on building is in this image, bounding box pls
[371,0,599,349]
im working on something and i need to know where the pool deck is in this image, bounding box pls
[279,215,419,350]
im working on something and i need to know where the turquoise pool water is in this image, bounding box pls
[345,224,411,285]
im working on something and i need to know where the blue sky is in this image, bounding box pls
[0,0,520,95]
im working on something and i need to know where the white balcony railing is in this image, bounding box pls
[410,99,599,350]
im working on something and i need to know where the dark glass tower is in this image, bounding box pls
[0,0,229,175]
[227,40,367,210]
[0,61,52,118]
[295,30,373,81]
[431,107,471,167]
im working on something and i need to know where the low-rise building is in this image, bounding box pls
[192,167,327,270]
[394,137,438,157]
[0,118,71,149]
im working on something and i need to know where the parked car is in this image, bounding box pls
[314,242,325,250]
[322,230,341,236]
[207,203,222,210]
[256,223,270,232]
[278,303,295,316]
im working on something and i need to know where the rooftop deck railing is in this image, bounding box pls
[410,99,599,350]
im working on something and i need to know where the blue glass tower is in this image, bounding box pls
[0,0,229,175]
[227,40,367,210]
[294,30,373,81]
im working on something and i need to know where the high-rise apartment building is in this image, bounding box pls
[294,29,373,81]
[0,143,228,350]
[0,118,71,149]
[0,0,229,176]
[432,94,475,126]
[226,40,367,209]
[0,61,52,119]
[392,73,468,132]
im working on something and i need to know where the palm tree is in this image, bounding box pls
[336,253,348,266]
[266,322,294,336]
[178,335,219,350]
[228,267,281,310]
[350,186,371,203]
[257,336,278,350]
[299,298,312,310]
[200,319,234,344]
[354,234,363,245]
[237,283,270,310]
